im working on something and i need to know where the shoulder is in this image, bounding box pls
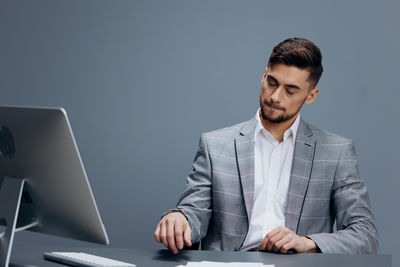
[304,121,353,146]
[201,113,258,141]
[195,120,249,155]
[201,122,247,147]
[203,121,247,139]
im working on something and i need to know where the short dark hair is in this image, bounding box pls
[268,38,323,88]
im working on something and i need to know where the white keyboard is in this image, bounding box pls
[43,252,136,267]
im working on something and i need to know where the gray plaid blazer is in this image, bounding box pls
[171,115,378,254]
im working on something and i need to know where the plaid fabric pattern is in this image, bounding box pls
[170,115,378,254]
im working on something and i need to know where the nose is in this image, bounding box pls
[271,86,284,103]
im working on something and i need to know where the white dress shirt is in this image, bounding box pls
[241,109,300,251]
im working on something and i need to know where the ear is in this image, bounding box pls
[304,88,319,104]
[262,67,269,81]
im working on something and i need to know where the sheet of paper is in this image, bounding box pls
[176,261,274,267]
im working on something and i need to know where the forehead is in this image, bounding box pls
[267,63,311,88]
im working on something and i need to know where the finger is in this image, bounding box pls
[261,226,286,250]
[259,235,269,250]
[266,231,286,252]
[266,226,293,251]
[160,223,169,249]
[260,229,278,250]
[154,223,161,242]
[281,239,297,254]
[175,222,184,250]
[167,221,178,254]
[183,224,192,247]
[260,232,277,250]
[272,235,292,253]
[267,226,284,240]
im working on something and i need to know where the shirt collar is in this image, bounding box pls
[254,108,301,143]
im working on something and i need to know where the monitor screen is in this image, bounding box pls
[0,106,109,245]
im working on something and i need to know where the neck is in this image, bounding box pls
[260,112,299,142]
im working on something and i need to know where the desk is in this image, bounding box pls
[10,246,391,267]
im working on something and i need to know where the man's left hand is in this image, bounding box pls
[259,226,319,253]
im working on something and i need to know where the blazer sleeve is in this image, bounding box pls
[308,142,379,254]
[165,134,213,244]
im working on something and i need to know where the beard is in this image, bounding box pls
[259,97,305,124]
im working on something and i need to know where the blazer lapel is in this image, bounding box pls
[235,115,257,223]
[285,119,316,233]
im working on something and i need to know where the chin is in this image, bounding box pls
[261,108,280,119]
[265,117,286,124]
[261,112,281,123]
[261,109,293,124]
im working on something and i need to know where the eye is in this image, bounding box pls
[267,79,277,87]
[286,88,295,95]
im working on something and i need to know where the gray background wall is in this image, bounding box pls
[1,0,398,265]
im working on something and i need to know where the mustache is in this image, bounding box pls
[264,100,285,111]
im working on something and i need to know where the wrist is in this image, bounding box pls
[304,237,319,253]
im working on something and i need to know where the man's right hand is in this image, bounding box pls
[154,211,192,254]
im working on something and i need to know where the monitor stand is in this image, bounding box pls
[0,177,38,267]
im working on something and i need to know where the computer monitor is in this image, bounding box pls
[0,106,109,266]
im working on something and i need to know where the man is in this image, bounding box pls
[154,38,378,254]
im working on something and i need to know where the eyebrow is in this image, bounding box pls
[267,75,302,90]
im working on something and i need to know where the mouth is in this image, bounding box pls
[265,102,284,111]
[270,106,283,111]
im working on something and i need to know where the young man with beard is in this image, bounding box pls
[154,38,378,254]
